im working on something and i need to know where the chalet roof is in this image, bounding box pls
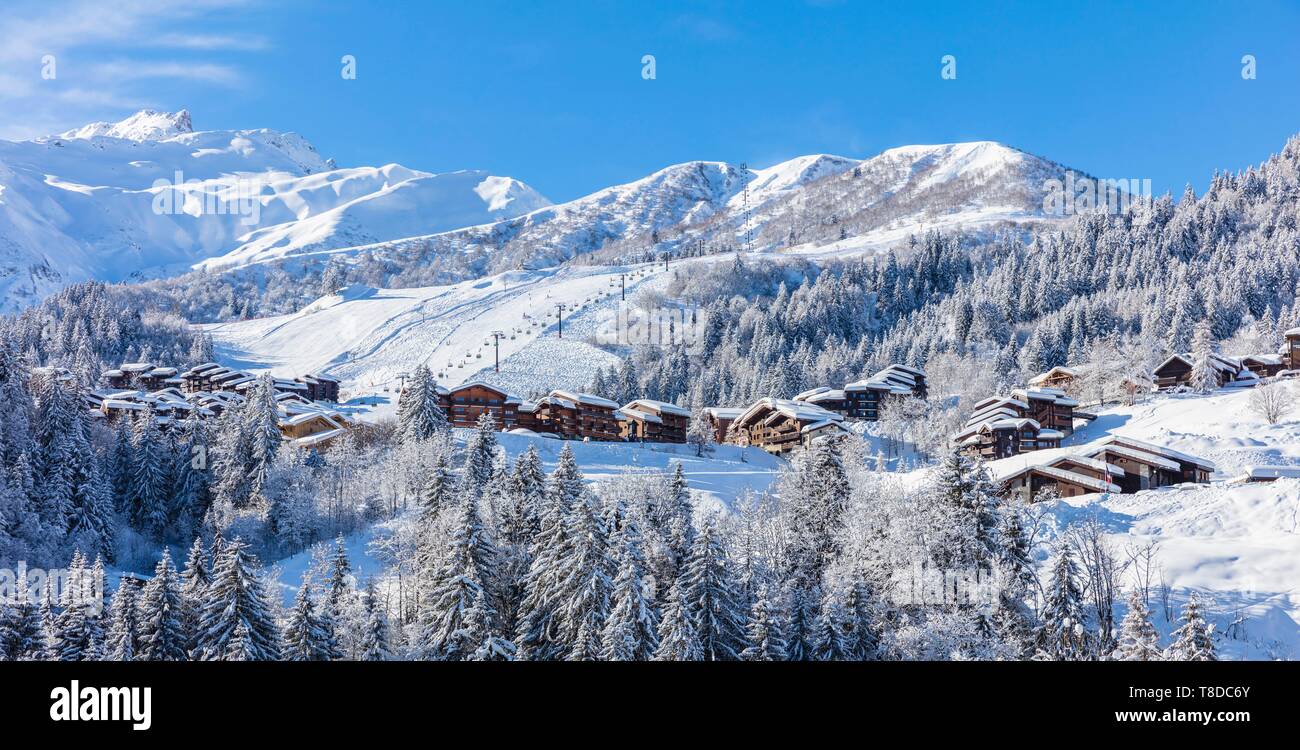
[800,418,848,435]
[794,388,846,405]
[118,362,154,373]
[1284,327,1300,338]
[1083,444,1181,472]
[996,464,1121,494]
[289,428,347,448]
[549,390,620,410]
[1100,435,1215,472]
[1243,353,1283,365]
[1027,366,1078,385]
[1010,387,1078,407]
[102,369,124,378]
[149,366,178,377]
[623,399,691,418]
[619,409,661,424]
[706,407,745,419]
[735,398,843,428]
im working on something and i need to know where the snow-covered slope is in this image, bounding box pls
[202,261,673,401]
[1041,387,1300,658]
[0,110,549,309]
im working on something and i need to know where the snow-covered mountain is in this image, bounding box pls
[236,139,1079,278]
[0,107,1089,311]
[0,110,550,310]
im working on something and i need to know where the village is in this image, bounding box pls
[74,326,1300,505]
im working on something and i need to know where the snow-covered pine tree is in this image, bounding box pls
[652,580,703,661]
[419,491,511,660]
[128,409,170,537]
[104,575,141,661]
[650,462,695,596]
[463,412,499,498]
[420,452,456,523]
[244,375,282,504]
[357,578,391,661]
[54,552,90,661]
[1166,593,1216,661]
[1034,542,1089,661]
[136,548,187,661]
[739,589,788,661]
[599,503,659,660]
[682,516,747,661]
[513,445,582,661]
[686,393,715,457]
[1188,319,1219,393]
[196,538,281,661]
[284,577,336,661]
[557,490,614,661]
[811,587,855,661]
[1113,587,1162,661]
[179,536,208,657]
[397,365,447,443]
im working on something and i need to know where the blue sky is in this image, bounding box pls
[3,0,1299,202]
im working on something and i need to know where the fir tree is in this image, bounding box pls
[513,445,582,661]
[1034,543,1089,661]
[284,578,336,661]
[357,578,391,661]
[104,576,141,661]
[682,516,746,661]
[419,492,511,660]
[397,365,447,443]
[739,590,788,661]
[137,548,187,661]
[178,536,209,657]
[196,538,281,661]
[1113,587,1162,661]
[1166,593,1216,661]
[600,505,660,661]
[652,581,703,661]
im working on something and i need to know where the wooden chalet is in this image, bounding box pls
[1152,352,1245,390]
[295,373,341,402]
[985,436,1212,501]
[1078,435,1213,490]
[842,364,927,421]
[1284,328,1300,371]
[793,387,849,417]
[953,395,1065,460]
[102,362,184,392]
[704,407,744,444]
[1009,387,1078,436]
[618,399,691,443]
[728,398,847,455]
[1241,354,1284,379]
[277,402,351,449]
[514,400,543,432]
[1026,366,1078,391]
[445,381,523,429]
[535,390,622,441]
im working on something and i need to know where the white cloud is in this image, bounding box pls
[0,0,262,139]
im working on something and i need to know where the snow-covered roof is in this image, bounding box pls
[289,428,347,448]
[1083,443,1181,472]
[800,418,847,435]
[706,407,745,420]
[623,399,691,418]
[736,398,844,428]
[1243,353,1282,365]
[996,463,1121,494]
[118,362,154,373]
[1011,387,1078,407]
[1027,366,1077,385]
[620,409,662,424]
[549,390,620,410]
[102,369,124,378]
[1100,435,1215,472]
[1236,466,1300,481]
[1284,327,1300,338]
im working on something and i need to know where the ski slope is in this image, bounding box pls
[203,260,676,404]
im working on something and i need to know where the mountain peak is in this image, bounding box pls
[59,109,194,142]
